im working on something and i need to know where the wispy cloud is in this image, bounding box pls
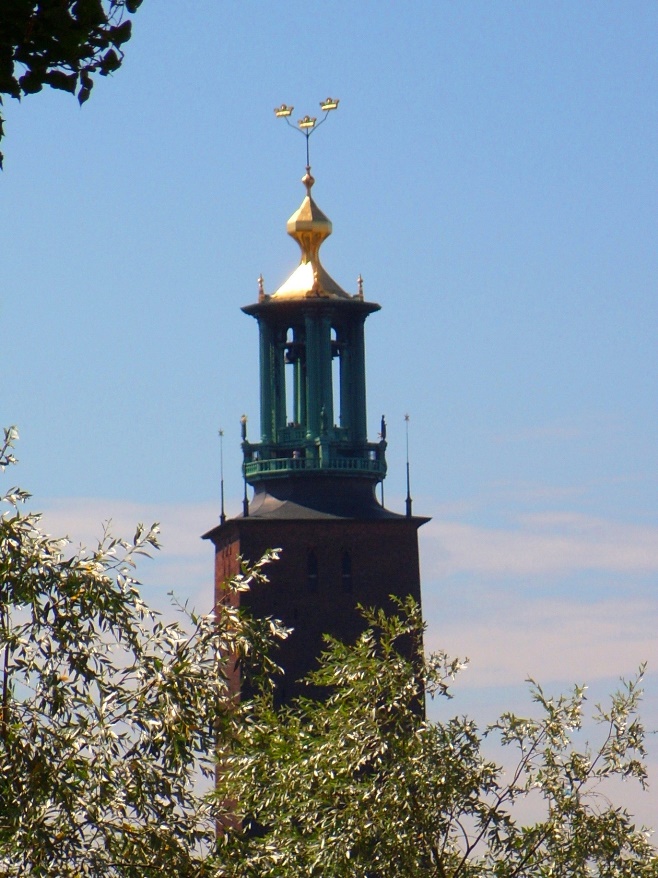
[482,481,587,505]
[421,513,658,578]
[419,506,658,693]
[37,497,218,555]
[36,497,217,614]
[424,589,657,686]
[493,423,585,444]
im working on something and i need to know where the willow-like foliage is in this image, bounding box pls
[0,427,285,877]
[218,598,657,878]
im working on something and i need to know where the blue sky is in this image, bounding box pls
[2,2,657,825]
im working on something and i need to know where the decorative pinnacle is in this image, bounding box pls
[274,97,340,169]
[258,274,265,301]
[357,274,364,299]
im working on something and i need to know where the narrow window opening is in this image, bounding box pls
[307,550,319,591]
[341,551,352,593]
[331,327,341,427]
[284,327,295,425]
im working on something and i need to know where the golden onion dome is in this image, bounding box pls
[271,169,350,300]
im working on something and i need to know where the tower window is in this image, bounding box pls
[307,550,319,591]
[341,551,352,592]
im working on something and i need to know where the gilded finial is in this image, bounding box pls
[302,166,315,195]
[258,274,265,301]
[270,98,350,301]
[357,274,364,299]
[275,97,340,169]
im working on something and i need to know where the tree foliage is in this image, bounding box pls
[218,601,658,877]
[0,426,285,876]
[0,1,143,166]
[1,425,656,876]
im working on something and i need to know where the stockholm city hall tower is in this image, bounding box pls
[204,101,426,702]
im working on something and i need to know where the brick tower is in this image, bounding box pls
[204,161,427,703]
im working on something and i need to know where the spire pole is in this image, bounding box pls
[405,413,413,517]
[380,414,387,508]
[218,428,226,524]
[240,415,249,518]
[243,479,249,518]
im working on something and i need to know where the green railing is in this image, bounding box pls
[244,455,385,479]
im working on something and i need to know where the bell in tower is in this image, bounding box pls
[204,104,426,703]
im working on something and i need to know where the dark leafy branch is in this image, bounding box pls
[0,1,143,166]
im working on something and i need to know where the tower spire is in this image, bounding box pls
[239,107,389,509]
[272,98,346,299]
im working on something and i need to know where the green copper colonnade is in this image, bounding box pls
[241,169,385,485]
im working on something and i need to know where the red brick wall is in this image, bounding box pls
[209,518,424,703]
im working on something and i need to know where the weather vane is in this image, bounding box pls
[274,97,340,169]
